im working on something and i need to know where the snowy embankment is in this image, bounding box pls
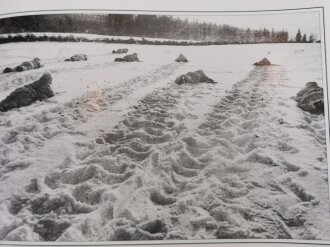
[0,42,329,241]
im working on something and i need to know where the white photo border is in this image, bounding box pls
[0,1,329,246]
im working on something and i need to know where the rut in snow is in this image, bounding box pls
[1,66,328,241]
[0,62,181,179]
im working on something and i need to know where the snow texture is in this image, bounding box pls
[0,38,329,241]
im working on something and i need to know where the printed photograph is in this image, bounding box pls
[0,9,329,242]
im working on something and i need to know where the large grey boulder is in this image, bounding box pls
[0,73,54,112]
[175,70,216,85]
[3,58,42,73]
[114,53,140,62]
[295,81,324,114]
[64,54,87,62]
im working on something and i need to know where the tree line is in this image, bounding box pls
[0,14,315,44]
[294,29,316,43]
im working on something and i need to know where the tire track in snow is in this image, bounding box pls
[159,66,326,240]
[1,65,328,241]
[0,69,225,240]
[0,62,181,179]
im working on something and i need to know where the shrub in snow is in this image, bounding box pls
[0,73,54,112]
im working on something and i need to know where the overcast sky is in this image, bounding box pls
[173,11,321,40]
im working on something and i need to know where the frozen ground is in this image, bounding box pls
[0,41,329,241]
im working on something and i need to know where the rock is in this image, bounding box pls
[0,73,54,112]
[295,82,324,114]
[112,48,128,54]
[254,57,272,66]
[3,58,42,73]
[64,54,87,62]
[114,53,140,62]
[175,54,188,62]
[174,70,216,85]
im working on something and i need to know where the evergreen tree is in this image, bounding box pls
[295,29,302,42]
[308,34,315,43]
[302,34,307,43]
[0,13,292,44]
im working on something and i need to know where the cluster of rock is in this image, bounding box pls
[0,73,54,112]
[3,58,42,73]
[295,82,324,114]
[64,54,88,62]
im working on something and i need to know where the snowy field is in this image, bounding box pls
[0,41,329,241]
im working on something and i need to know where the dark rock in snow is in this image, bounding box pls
[114,53,140,62]
[112,48,128,54]
[64,54,87,62]
[3,58,42,73]
[295,81,324,114]
[253,57,272,66]
[175,54,188,62]
[0,73,54,112]
[174,70,216,85]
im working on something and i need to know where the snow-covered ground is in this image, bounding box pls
[0,41,329,241]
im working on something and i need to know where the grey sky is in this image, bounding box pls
[172,11,321,40]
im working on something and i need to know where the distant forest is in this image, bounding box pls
[0,14,316,44]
